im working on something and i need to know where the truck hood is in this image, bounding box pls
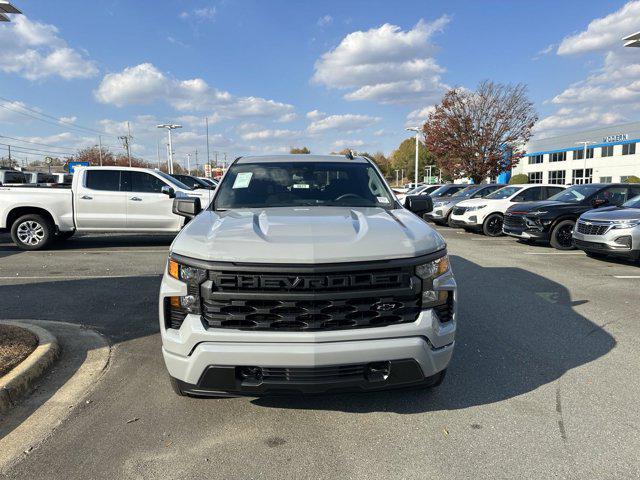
[171,206,446,264]
[580,207,640,222]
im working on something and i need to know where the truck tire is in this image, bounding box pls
[550,219,576,250]
[482,213,504,237]
[10,214,54,251]
[446,212,455,228]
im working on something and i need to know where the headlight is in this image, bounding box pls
[416,255,451,308]
[611,220,640,230]
[433,201,447,207]
[167,258,207,317]
[465,204,486,212]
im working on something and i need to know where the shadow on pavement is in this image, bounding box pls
[251,255,616,413]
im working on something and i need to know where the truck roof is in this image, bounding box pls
[235,154,369,164]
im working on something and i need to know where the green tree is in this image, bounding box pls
[509,173,529,184]
[390,137,434,182]
[290,147,311,154]
[622,175,640,183]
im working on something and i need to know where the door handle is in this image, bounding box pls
[81,195,92,200]
[130,197,142,201]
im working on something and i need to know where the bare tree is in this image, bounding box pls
[423,81,538,183]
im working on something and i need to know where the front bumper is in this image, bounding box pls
[573,229,639,258]
[159,265,457,395]
[449,212,481,228]
[503,226,549,241]
[424,205,452,222]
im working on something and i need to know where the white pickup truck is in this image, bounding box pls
[0,166,212,250]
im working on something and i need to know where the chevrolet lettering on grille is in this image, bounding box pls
[212,273,403,290]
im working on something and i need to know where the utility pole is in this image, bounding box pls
[205,117,210,166]
[156,140,161,170]
[406,126,421,188]
[118,124,133,167]
[157,124,182,174]
[223,152,227,169]
[195,149,199,174]
[214,151,218,167]
[166,143,171,172]
[7,144,11,165]
[98,135,103,166]
[186,153,191,174]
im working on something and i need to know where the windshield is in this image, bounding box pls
[156,171,192,191]
[429,185,454,197]
[451,185,482,198]
[485,186,522,200]
[214,161,395,210]
[547,184,601,203]
[622,194,640,209]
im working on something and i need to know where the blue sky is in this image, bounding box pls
[0,0,638,168]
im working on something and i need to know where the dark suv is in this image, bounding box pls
[503,183,640,250]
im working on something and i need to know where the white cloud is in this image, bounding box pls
[306,110,326,120]
[241,129,301,142]
[406,105,435,126]
[0,16,98,80]
[307,114,380,134]
[277,112,297,123]
[317,15,333,27]
[536,2,640,137]
[312,18,450,104]
[94,63,295,120]
[59,116,77,124]
[557,1,640,55]
[332,139,364,149]
[180,6,216,22]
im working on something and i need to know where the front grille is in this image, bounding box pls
[200,262,423,331]
[577,221,609,236]
[261,364,366,383]
[503,214,525,228]
[574,239,607,250]
[452,206,467,215]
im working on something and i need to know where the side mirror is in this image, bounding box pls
[161,186,176,198]
[172,197,201,219]
[592,198,609,208]
[405,195,433,215]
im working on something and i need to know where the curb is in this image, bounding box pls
[0,321,60,414]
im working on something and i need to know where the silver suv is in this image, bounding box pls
[160,154,457,396]
[573,194,640,261]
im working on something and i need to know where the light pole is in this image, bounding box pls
[157,124,182,174]
[0,2,22,22]
[623,31,640,48]
[406,126,421,188]
[575,140,596,184]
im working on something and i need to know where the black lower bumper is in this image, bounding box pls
[503,226,549,241]
[174,359,441,396]
[574,239,639,259]
[449,219,479,229]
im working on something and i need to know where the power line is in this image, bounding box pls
[0,95,109,136]
[0,143,75,156]
[0,134,79,152]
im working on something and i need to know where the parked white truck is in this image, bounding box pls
[0,166,211,250]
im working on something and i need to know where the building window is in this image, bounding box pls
[622,143,636,155]
[599,176,612,183]
[620,176,638,182]
[548,170,566,185]
[601,145,614,157]
[528,172,543,183]
[528,154,543,164]
[572,169,593,185]
[575,148,594,160]
[549,151,567,162]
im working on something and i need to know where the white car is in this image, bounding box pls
[449,184,566,236]
[0,166,213,250]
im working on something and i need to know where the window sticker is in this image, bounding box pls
[293,184,310,189]
[233,172,253,189]
[377,196,390,204]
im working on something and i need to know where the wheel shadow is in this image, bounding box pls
[251,255,616,413]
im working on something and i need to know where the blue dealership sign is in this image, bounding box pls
[67,161,90,173]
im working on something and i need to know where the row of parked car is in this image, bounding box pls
[404,182,640,262]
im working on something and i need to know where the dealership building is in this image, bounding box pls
[512,121,640,185]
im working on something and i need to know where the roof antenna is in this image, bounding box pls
[345,150,354,160]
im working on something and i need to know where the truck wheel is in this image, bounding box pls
[446,212,455,228]
[550,220,576,250]
[11,214,54,251]
[482,213,504,237]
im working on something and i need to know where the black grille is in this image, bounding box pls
[574,239,607,250]
[164,298,187,329]
[577,221,608,236]
[503,214,525,228]
[261,364,366,382]
[452,206,467,215]
[200,262,422,331]
[202,295,421,331]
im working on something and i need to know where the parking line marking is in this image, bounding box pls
[613,275,640,279]
[524,252,584,255]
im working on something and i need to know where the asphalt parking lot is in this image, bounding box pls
[0,229,639,480]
